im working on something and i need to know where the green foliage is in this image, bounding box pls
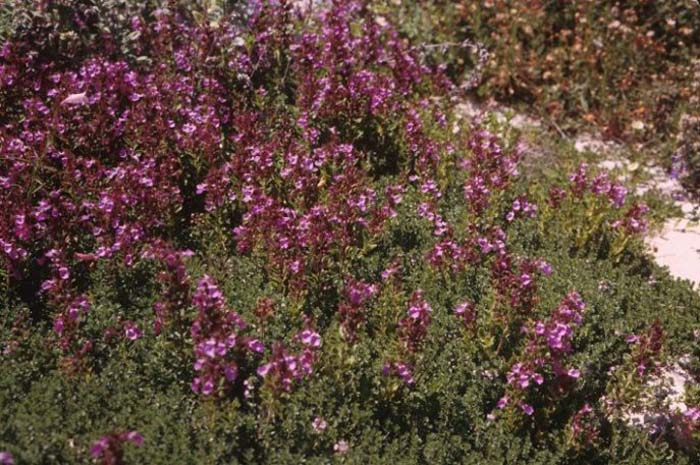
[3,148,700,463]
[1,2,700,464]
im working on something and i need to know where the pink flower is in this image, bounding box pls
[684,407,700,422]
[61,92,89,106]
[124,321,142,341]
[224,365,238,382]
[0,452,14,465]
[496,396,509,409]
[395,363,414,384]
[312,417,328,432]
[247,339,265,353]
[201,379,215,396]
[333,440,349,454]
[257,363,272,377]
[454,302,471,316]
[54,316,65,335]
[520,403,534,416]
[299,329,321,348]
[537,261,553,276]
[90,437,110,458]
[124,431,144,446]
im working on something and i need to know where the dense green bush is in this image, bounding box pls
[1,1,699,464]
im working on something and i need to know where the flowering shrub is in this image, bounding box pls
[90,431,143,465]
[1,1,699,464]
[382,0,700,168]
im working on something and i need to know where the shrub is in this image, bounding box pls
[1,1,699,464]
[382,0,700,143]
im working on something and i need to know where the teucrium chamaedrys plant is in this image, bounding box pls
[1,1,699,464]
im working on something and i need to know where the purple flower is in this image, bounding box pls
[257,363,272,377]
[537,261,553,276]
[496,396,509,409]
[61,92,88,106]
[534,321,546,335]
[395,363,414,384]
[520,273,532,287]
[124,431,144,446]
[312,417,328,432]
[247,339,265,353]
[58,266,70,280]
[201,379,215,396]
[223,364,238,382]
[454,302,470,315]
[90,437,109,458]
[124,321,142,341]
[684,407,700,422]
[54,316,65,335]
[520,403,534,416]
[381,261,401,281]
[0,452,14,465]
[191,378,201,393]
[608,184,627,208]
[299,329,321,348]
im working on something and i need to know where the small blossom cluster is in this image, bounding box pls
[378,290,433,386]
[564,163,629,208]
[673,407,700,450]
[338,278,378,342]
[474,226,508,256]
[613,202,650,234]
[425,238,475,271]
[382,361,415,385]
[90,430,143,465]
[454,300,477,328]
[190,276,263,396]
[547,163,649,243]
[152,248,192,335]
[625,320,665,376]
[491,254,549,313]
[398,290,433,353]
[499,292,586,416]
[505,196,538,222]
[417,201,451,237]
[461,130,521,214]
[569,163,627,208]
[569,403,600,447]
[257,324,321,393]
[380,290,434,386]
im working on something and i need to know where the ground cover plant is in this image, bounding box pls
[1,1,700,464]
[378,0,700,192]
